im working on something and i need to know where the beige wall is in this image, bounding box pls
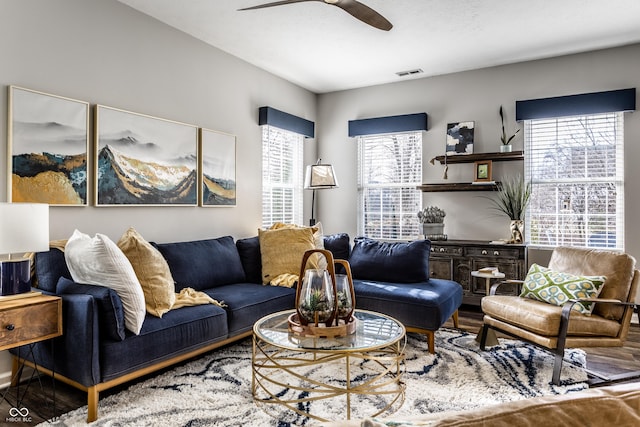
[316,44,640,266]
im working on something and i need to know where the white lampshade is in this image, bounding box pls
[0,203,50,257]
[304,164,339,189]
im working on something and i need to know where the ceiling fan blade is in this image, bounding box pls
[331,0,392,31]
[238,0,320,11]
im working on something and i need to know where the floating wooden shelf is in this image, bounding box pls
[417,182,500,192]
[432,151,523,165]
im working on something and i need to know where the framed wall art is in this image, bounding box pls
[474,160,493,182]
[199,128,236,207]
[8,86,89,205]
[446,121,475,155]
[95,105,199,206]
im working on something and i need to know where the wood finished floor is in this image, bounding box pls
[2,306,639,425]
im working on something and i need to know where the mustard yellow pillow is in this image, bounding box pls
[258,226,318,285]
[117,228,176,317]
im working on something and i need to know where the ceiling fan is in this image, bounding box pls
[239,0,393,31]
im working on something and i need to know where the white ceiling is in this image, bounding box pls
[117,0,640,94]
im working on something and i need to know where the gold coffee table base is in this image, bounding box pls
[251,309,406,422]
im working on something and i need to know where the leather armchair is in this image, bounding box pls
[478,246,639,385]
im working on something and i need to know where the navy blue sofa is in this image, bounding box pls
[12,233,461,422]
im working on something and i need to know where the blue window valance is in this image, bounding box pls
[258,106,315,138]
[348,113,428,137]
[516,88,636,121]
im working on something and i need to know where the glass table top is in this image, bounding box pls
[253,309,405,351]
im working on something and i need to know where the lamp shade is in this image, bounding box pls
[0,203,50,257]
[304,164,339,189]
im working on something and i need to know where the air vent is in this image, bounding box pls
[396,68,423,77]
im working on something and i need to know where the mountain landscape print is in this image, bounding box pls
[9,86,89,205]
[200,128,236,206]
[96,105,198,205]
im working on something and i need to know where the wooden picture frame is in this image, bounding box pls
[474,160,492,182]
[199,128,236,206]
[95,105,199,206]
[8,86,89,205]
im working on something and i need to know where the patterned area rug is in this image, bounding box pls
[49,328,588,426]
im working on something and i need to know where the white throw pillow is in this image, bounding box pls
[65,229,146,334]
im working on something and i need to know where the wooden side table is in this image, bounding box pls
[0,293,62,422]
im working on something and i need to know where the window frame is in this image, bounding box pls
[261,125,304,228]
[524,112,624,250]
[357,131,423,241]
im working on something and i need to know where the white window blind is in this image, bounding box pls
[357,132,422,240]
[524,112,624,249]
[262,125,304,228]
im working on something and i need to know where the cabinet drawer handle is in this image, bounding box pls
[439,248,445,253]
[481,250,487,255]
[5,324,15,331]
[494,251,500,256]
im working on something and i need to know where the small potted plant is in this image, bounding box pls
[499,105,520,152]
[417,206,446,240]
[485,175,531,243]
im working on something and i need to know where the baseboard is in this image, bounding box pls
[0,369,12,389]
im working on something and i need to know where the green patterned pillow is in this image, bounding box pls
[519,264,606,315]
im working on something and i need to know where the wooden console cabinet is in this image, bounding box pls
[428,240,526,306]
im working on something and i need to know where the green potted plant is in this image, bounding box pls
[499,105,520,152]
[485,175,531,243]
[417,206,446,240]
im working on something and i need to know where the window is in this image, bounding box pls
[357,132,422,240]
[261,125,304,228]
[524,112,624,249]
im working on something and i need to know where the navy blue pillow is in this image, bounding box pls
[349,238,431,283]
[56,277,126,341]
[153,236,246,291]
[236,236,262,284]
[324,233,351,261]
[35,249,72,292]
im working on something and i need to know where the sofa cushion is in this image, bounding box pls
[324,233,351,261]
[65,230,146,335]
[350,238,431,283]
[353,278,462,331]
[520,263,606,315]
[153,236,246,291]
[206,283,295,335]
[236,236,262,284]
[99,303,228,382]
[56,277,126,341]
[258,226,318,286]
[35,248,72,292]
[482,295,621,337]
[117,227,176,318]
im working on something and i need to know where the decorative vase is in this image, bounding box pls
[500,144,513,153]
[333,258,356,322]
[509,219,524,244]
[297,268,335,326]
[422,223,446,240]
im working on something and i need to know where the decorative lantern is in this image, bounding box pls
[290,249,357,337]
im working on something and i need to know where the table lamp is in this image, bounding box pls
[304,159,339,226]
[0,203,50,296]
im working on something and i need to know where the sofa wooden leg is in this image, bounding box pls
[426,331,435,354]
[452,310,459,329]
[479,324,489,350]
[87,386,99,422]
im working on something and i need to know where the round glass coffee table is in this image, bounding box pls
[252,309,406,422]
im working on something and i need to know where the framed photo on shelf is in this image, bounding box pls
[8,86,90,205]
[446,121,474,155]
[474,160,492,182]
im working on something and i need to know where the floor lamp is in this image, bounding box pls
[304,160,339,226]
[0,203,50,296]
